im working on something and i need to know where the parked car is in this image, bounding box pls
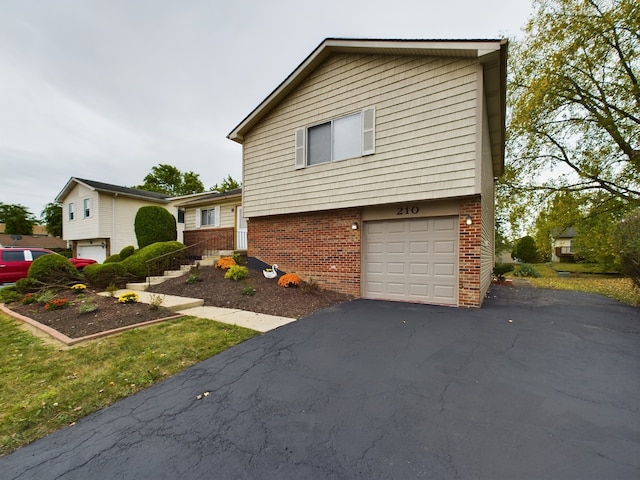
[0,248,97,284]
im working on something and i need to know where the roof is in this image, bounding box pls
[174,188,242,207]
[55,178,172,203]
[227,37,508,175]
[0,234,67,249]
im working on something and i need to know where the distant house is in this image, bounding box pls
[55,178,173,262]
[551,228,576,262]
[174,188,246,257]
[228,38,508,307]
[0,233,67,250]
[0,224,50,237]
[55,178,246,263]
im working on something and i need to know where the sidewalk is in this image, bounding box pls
[105,290,297,333]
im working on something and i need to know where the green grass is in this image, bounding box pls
[508,263,640,306]
[0,314,258,456]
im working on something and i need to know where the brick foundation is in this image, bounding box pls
[183,228,234,256]
[458,196,482,307]
[248,209,361,296]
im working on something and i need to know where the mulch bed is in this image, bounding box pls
[3,265,354,340]
[146,265,354,319]
[8,293,177,339]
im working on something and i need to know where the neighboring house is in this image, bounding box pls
[55,178,172,262]
[174,187,247,256]
[0,233,67,250]
[228,38,507,307]
[551,228,576,262]
[0,224,50,236]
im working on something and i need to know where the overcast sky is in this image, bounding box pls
[1,0,532,218]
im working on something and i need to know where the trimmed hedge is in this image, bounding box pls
[27,254,79,285]
[83,263,128,288]
[120,241,185,278]
[134,206,177,249]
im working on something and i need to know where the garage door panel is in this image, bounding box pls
[363,217,458,305]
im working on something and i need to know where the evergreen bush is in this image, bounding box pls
[27,254,79,285]
[134,206,177,249]
[83,263,128,288]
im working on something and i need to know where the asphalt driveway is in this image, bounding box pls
[2,285,639,479]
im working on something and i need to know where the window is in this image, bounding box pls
[177,208,185,224]
[195,207,220,228]
[295,107,375,168]
[68,203,75,221]
[83,198,91,218]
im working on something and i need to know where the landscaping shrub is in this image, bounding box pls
[224,265,248,281]
[27,254,79,285]
[120,241,185,278]
[511,236,540,263]
[278,273,301,287]
[215,257,236,270]
[119,245,136,260]
[14,277,39,294]
[134,206,177,249]
[83,263,128,289]
[103,254,121,264]
[0,285,21,303]
[493,264,514,282]
[513,263,540,278]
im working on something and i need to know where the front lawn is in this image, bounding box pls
[509,263,640,306]
[0,314,257,456]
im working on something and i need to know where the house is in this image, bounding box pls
[228,38,507,307]
[551,228,576,262]
[174,187,247,257]
[55,178,246,263]
[55,178,173,262]
[0,233,67,250]
[0,224,50,236]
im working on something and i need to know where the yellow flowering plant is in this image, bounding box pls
[71,284,87,293]
[118,292,139,304]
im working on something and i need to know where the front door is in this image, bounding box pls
[236,206,247,250]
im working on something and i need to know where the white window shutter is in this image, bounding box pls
[195,208,201,228]
[295,128,306,169]
[362,107,375,155]
[214,206,220,227]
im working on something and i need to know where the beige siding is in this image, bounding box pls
[479,87,496,298]
[243,53,481,218]
[183,199,238,230]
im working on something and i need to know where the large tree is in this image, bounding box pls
[0,203,37,235]
[135,164,205,196]
[210,174,241,193]
[41,202,63,237]
[503,0,639,238]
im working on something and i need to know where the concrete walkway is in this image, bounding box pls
[104,290,297,333]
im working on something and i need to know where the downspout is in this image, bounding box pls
[112,193,118,253]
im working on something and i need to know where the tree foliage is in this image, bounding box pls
[512,236,540,263]
[210,174,241,193]
[0,203,37,235]
[615,209,640,288]
[135,164,205,196]
[41,202,63,237]
[507,0,639,203]
[500,0,639,263]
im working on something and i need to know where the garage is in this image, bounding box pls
[363,217,458,305]
[77,244,106,263]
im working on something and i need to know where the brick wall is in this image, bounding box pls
[183,228,234,256]
[248,208,361,296]
[458,196,482,307]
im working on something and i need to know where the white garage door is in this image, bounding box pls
[363,217,458,305]
[77,245,106,263]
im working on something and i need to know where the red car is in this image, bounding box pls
[0,248,97,284]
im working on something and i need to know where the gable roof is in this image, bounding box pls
[174,187,242,207]
[0,233,67,249]
[55,178,172,203]
[227,37,508,175]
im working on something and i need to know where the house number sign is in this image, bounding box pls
[396,206,420,215]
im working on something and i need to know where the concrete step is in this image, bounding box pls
[99,290,204,312]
